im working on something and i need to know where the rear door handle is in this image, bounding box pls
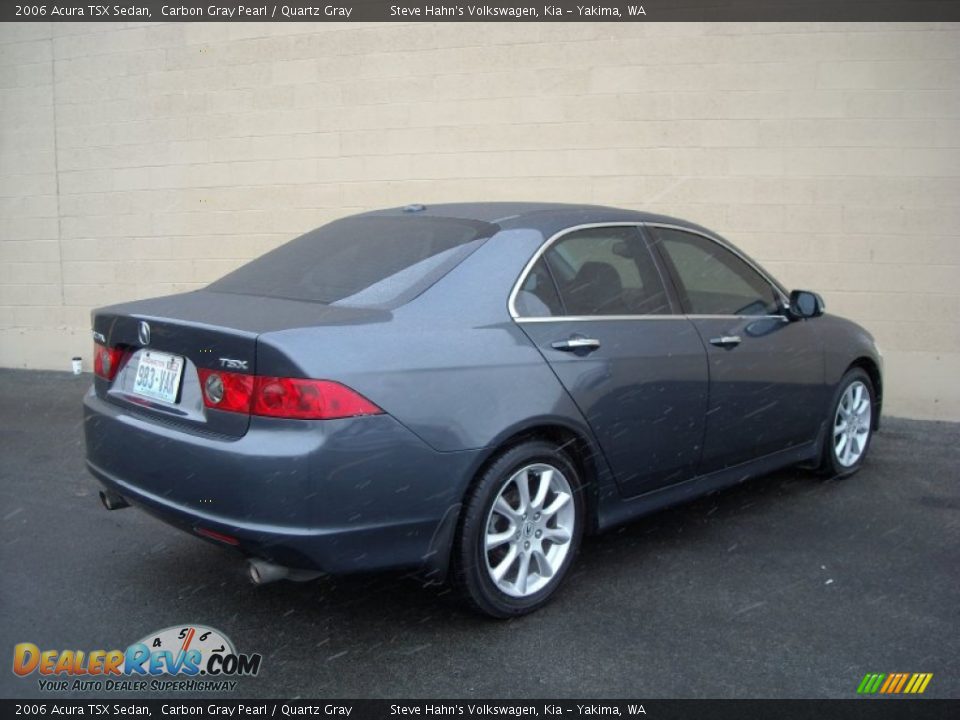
[709,335,742,348]
[551,337,601,352]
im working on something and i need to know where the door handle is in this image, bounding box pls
[551,337,601,352]
[709,335,742,348]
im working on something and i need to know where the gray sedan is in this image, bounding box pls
[84,203,882,617]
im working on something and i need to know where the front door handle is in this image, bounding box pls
[709,335,742,348]
[551,337,601,352]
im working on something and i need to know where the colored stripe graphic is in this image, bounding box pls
[857,674,886,693]
[858,672,933,694]
[879,674,896,693]
[883,673,905,693]
[906,673,934,693]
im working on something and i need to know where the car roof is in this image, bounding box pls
[359,202,714,237]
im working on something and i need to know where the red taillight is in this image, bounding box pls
[253,377,382,420]
[198,370,381,421]
[93,342,126,381]
[198,368,254,413]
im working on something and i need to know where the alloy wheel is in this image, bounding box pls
[483,463,575,598]
[833,380,872,467]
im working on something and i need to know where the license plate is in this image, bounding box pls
[132,351,184,404]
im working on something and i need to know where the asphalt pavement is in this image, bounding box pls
[1,369,958,699]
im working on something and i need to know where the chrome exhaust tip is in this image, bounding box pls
[248,558,289,586]
[99,490,129,511]
[247,558,322,586]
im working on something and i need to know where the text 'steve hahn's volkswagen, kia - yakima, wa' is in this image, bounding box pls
[84,203,882,617]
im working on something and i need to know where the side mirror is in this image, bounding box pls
[788,290,825,319]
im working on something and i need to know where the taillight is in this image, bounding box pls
[253,377,382,420]
[197,369,254,413]
[93,342,126,381]
[198,370,381,421]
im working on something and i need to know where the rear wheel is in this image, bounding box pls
[453,440,584,618]
[820,368,875,478]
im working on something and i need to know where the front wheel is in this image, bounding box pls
[820,368,876,478]
[452,440,584,618]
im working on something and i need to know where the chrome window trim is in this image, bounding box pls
[508,222,655,321]
[514,314,788,324]
[515,315,685,324]
[507,221,789,322]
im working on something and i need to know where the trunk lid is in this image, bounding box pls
[92,290,388,437]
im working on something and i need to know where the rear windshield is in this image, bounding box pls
[208,215,496,307]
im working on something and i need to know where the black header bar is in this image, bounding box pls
[1,700,957,719]
[3,0,960,23]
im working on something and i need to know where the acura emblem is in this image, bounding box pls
[138,321,151,346]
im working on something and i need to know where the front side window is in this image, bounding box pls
[532,226,670,317]
[653,228,780,316]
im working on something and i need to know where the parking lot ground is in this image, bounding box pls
[1,368,958,699]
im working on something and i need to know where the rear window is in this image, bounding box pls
[208,215,496,307]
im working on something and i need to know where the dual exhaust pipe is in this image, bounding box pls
[98,490,317,587]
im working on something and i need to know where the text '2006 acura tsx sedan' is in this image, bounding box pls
[84,202,882,617]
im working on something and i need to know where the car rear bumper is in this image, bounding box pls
[83,388,480,574]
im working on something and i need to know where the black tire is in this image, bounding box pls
[452,440,585,618]
[818,367,876,478]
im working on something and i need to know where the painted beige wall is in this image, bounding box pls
[1,21,958,420]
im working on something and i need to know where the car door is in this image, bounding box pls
[513,225,709,499]
[647,224,826,473]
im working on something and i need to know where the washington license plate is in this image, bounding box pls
[132,350,184,404]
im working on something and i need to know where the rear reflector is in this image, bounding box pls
[93,342,126,381]
[197,369,383,421]
[195,527,240,546]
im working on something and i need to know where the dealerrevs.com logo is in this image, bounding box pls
[13,624,262,693]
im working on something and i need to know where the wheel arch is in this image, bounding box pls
[847,356,883,429]
[504,423,603,519]
[476,421,607,532]
[422,419,609,583]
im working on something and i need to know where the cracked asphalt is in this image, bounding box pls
[1,369,958,699]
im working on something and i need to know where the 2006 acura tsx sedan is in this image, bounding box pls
[84,202,882,617]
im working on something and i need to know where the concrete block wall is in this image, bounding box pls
[1,21,958,419]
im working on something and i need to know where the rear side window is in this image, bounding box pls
[208,215,496,307]
[537,226,671,316]
[515,258,564,317]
